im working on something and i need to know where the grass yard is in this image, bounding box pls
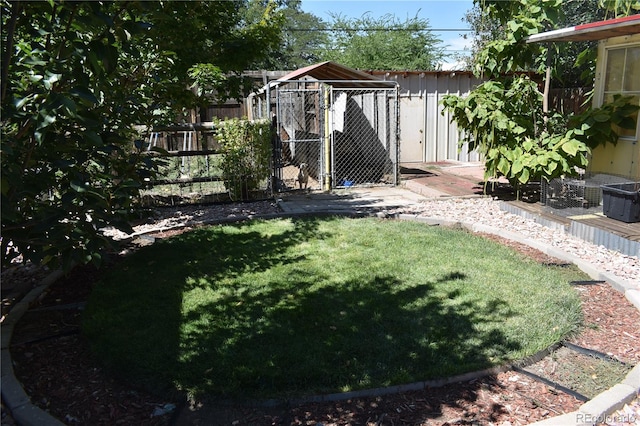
[83,217,587,400]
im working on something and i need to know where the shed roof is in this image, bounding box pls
[527,14,640,43]
[274,61,395,89]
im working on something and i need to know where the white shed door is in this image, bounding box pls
[399,97,425,163]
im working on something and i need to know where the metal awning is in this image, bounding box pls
[273,61,395,89]
[527,14,640,43]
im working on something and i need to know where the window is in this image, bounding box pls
[602,45,640,138]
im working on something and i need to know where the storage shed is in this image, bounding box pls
[370,70,486,164]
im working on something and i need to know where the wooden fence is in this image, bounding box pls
[549,87,590,115]
[139,124,269,206]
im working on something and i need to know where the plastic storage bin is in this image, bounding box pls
[601,183,640,223]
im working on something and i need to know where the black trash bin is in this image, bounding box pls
[601,183,640,223]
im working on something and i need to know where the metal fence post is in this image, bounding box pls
[323,84,331,191]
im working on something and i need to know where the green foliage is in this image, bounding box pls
[443,84,638,189]
[319,13,444,70]
[147,0,284,117]
[188,64,227,99]
[215,119,272,200]
[1,1,282,270]
[554,1,605,87]
[568,94,640,149]
[1,1,161,270]
[473,0,562,77]
[248,0,328,69]
[445,1,639,192]
[598,0,640,17]
[442,76,590,187]
[467,0,605,86]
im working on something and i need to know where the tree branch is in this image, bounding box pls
[1,1,21,101]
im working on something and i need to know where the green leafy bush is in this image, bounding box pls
[1,1,283,270]
[1,2,165,270]
[568,94,640,150]
[442,0,639,192]
[442,81,639,190]
[442,76,590,188]
[214,118,272,200]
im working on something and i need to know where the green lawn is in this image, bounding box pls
[83,217,586,400]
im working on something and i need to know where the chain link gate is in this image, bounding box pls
[273,83,325,191]
[265,80,399,192]
[330,86,398,188]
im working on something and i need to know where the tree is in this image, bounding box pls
[463,0,637,86]
[247,0,329,70]
[146,1,284,119]
[470,0,559,78]
[1,1,283,270]
[599,0,640,17]
[552,0,605,88]
[318,13,444,70]
[442,0,638,192]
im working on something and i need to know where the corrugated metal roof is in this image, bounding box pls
[275,61,395,88]
[527,14,640,43]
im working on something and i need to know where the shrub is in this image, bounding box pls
[215,118,272,200]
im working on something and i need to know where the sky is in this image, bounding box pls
[299,0,475,69]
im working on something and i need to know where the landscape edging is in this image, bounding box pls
[1,269,67,426]
[415,216,640,426]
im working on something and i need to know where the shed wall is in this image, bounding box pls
[378,72,485,164]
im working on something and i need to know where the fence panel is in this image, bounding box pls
[256,80,399,192]
[139,125,272,206]
[273,85,324,191]
[331,88,398,187]
[549,87,590,115]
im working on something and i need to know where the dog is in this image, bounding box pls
[297,163,309,189]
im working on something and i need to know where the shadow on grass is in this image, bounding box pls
[178,272,520,400]
[84,217,522,403]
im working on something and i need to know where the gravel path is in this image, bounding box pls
[107,197,640,287]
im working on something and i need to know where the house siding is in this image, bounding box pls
[590,33,640,181]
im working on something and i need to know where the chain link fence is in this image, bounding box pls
[255,80,399,192]
[138,124,272,206]
[137,80,399,207]
[274,86,324,191]
[331,88,398,188]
